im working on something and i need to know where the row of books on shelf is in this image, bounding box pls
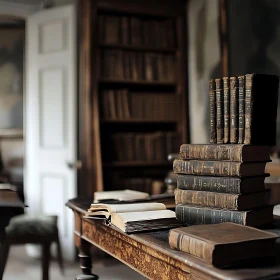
[101,50,176,82]
[99,14,176,49]
[210,74,279,145]
[101,89,179,121]
[112,132,180,162]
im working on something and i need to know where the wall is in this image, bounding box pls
[227,0,280,145]
[187,0,221,143]
[0,0,74,182]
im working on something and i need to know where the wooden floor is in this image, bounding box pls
[4,246,145,280]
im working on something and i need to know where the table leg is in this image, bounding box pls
[0,231,10,280]
[76,239,98,280]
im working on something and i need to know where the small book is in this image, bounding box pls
[169,223,278,267]
[175,204,274,227]
[86,202,182,233]
[94,190,149,203]
[215,78,224,143]
[179,144,271,162]
[209,79,216,143]
[230,77,238,143]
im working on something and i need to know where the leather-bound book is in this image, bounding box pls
[130,17,142,46]
[104,15,121,44]
[244,74,279,145]
[215,78,224,143]
[173,159,267,177]
[121,16,129,45]
[179,144,271,162]
[175,204,274,227]
[238,75,245,143]
[222,77,230,143]
[209,79,216,143]
[174,189,266,210]
[230,77,238,143]
[177,174,266,194]
[169,223,278,267]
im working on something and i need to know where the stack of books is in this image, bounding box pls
[173,73,279,227]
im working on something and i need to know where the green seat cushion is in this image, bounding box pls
[6,214,58,239]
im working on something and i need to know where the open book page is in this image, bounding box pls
[112,209,176,224]
[94,189,149,202]
[88,203,166,217]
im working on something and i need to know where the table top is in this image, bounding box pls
[67,198,280,280]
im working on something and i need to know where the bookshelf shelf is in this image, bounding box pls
[99,79,177,87]
[103,161,172,167]
[99,43,177,53]
[101,119,178,124]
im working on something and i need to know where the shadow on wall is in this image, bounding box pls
[228,0,280,145]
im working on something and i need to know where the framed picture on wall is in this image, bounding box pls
[0,22,24,138]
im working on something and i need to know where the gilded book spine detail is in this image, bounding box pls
[174,189,239,209]
[173,159,241,177]
[223,77,230,143]
[215,79,224,144]
[238,76,245,143]
[177,175,241,193]
[230,77,238,143]
[244,74,253,144]
[175,204,246,225]
[209,79,216,143]
[179,144,242,161]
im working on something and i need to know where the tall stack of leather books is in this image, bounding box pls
[173,74,279,227]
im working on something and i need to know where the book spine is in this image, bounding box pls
[169,230,212,263]
[173,159,241,177]
[177,175,241,193]
[209,79,216,143]
[230,77,238,143]
[179,144,242,161]
[174,189,239,210]
[244,74,253,144]
[215,79,224,143]
[223,77,230,143]
[175,204,246,225]
[238,76,245,143]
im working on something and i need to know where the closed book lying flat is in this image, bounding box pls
[86,202,182,233]
[169,223,278,267]
[177,174,266,194]
[174,189,266,210]
[175,204,274,227]
[173,159,266,177]
[179,144,271,162]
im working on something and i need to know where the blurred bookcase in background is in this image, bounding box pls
[78,0,188,197]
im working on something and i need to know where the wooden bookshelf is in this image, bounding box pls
[78,0,189,197]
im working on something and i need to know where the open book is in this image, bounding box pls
[93,189,149,203]
[86,202,182,233]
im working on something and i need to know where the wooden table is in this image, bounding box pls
[67,198,280,280]
[0,189,24,280]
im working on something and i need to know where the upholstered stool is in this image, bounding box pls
[5,214,63,280]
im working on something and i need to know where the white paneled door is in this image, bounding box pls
[25,5,77,260]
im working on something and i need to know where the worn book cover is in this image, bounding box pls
[179,144,271,162]
[169,223,278,267]
[173,159,267,177]
[174,189,266,210]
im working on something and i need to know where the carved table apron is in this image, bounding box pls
[67,199,280,280]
